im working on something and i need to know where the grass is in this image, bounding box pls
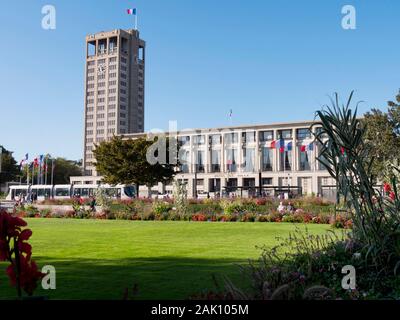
[0,219,334,300]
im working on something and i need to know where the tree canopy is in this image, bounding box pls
[362,89,400,179]
[93,136,177,194]
[0,146,20,183]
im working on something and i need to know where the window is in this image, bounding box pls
[297,128,312,140]
[120,121,126,126]
[261,147,273,171]
[259,130,273,142]
[226,148,237,172]
[242,148,255,172]
[97,90,105,95]
[210,134,221,145]
[178,136,190,147]
[224,132,238,144]
[108,112,116,118]
[179,150,189,173]
[242,131,256,143]
[315,127,327,139]
[278,129,292,139]
[97,113,105,119]
[279,149,292,171]
[262,178,273,185]
[193,135,205,145]
[195,151,205,173]
[211,150,221,172]
[299,146,311,171]
[318,142,328,170]
[120,113,126,118]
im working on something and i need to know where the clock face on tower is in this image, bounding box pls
[97,63,106,76]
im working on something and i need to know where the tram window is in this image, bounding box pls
[124,186,135,197]
[56,188,70,196]
[35,188,51,197]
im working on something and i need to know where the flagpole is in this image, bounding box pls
[135,13,137,30]
[45,157,48,185]
[51,158,54,186]
[32,162,35,185]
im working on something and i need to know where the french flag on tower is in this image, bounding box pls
[127,8,136,15]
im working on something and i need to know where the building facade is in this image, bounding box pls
[83,29,145,176]
[71,120,336,199]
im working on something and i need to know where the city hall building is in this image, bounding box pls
[71,120,335,199]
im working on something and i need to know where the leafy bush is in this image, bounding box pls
[152,201,172,215]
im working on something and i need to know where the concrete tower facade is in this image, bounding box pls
[83,29,145,176]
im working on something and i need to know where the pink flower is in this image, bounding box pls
[384,183,392,193]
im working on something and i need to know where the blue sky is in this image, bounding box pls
[1,0,399,161]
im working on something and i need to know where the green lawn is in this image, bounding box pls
[0,219,333,300]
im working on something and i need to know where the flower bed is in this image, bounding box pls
[13,197,352,229]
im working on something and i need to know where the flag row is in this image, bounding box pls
[269,139,314,153]
[19,154,51,169]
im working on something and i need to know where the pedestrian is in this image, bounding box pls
[90,196,96,212]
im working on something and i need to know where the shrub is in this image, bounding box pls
[152,201,172,215]
[192,213,207,222]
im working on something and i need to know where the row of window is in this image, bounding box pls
[178,146,324,173]
[177,129,316,147]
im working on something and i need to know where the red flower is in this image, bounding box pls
[384,183,392,193]
[6,255,44,296]
[390,192,396,200]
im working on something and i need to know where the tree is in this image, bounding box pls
[0,146,20,184]
[93,136,177,197]
[362,89,400,180]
